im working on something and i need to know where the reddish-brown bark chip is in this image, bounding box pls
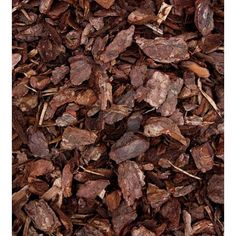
[143,71,170,109]
[75,225,105,236]
[12,53,21,69]
[132,225,156,236]
[207,174,224,204]
[77,180,110,199]
[112,202,137,235]
[76,89,97,106]
[95,0,115,9]
[194,0,214,36]
[61,127,97,150]
[144,117,187,146]
[160,198,181,230]
[51,65,69,85]
[118,161,145,206]
[62,164,73,198]
[190,142,214,173]
[100,25,135,63]
[104,89,134,125]
[39,0,54,14]
[24,200,61,234]
[45,88,76,120]
[136,36,189,63]
[27,127,49,157]
[147,183,170,211]
[69,55,92,86]
[12,0,224,234]
[29,159,54,177]
[158,77,183,116]
[109,132,150,164]
[105,190,121,212]
[128,9,156,25]
[130,64,147,88]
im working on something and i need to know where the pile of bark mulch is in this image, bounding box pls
[12,0,224,235]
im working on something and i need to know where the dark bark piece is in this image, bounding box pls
[62,164,73,198]
[147,183,170,211]
[160,198,181,230]
[37,38,63,62]
[136,36,189,63]
[158,77,183,116]
[51,65,69,85]
[144,117,187,146]
[109,132,150,164]
[24,200,61,234]
[127,112,143,132]
[45,88,76,120]
[143,71,170,109]
[118,161,145,206]
[69,55,92,86]
[104,89,135,125]
[47,2,69,19]
[190,142,214,173]
[194,0,214,36]
[207,174,224,204]
[28,127,49,157]
[112,202,137,235]
[61,126,97,150]
[64,30,81,50]
[75,225,105,236]
[132,225,156,236]
[29,159,54,177]
[95,0,115,9]
[100,25,135,63]
[77,180,110,199]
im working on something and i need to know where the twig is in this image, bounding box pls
[197,79,222,117]
[167,160,201,181]
[24,84,37,93]
[39,102,48,126]
[79,165,105,177]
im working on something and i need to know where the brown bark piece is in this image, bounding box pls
[160,198,181,230]
[69,55,92,86]
[24,199,61,234]
[29,159,54,177]
[112,202,137,235]
[105,190,121,212]
[136,37,189,63]
[190,142,214,173]
[95,0,115,9]
[118,161,145,206]
[61,126,97,150]
[132,225,156,236]
[109,132,150,164]
[194,0,214,36]
[143,71,170,109]
[207,174,224,204]
[147,183,170,211]
[62,164,73,198]
[100,25,135,63]
[28,127,49,157]
[77,180,110,199]
[144,117,187,146]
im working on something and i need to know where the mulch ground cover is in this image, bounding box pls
[12,0,224,235]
